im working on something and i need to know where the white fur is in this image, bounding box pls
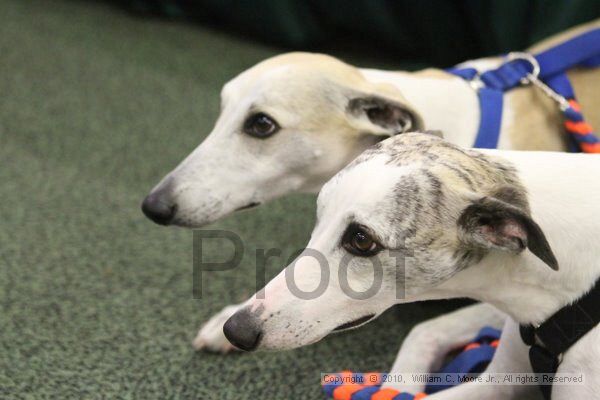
[229,148,600,399]
[434,151,600,324]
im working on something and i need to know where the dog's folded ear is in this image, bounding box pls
[346,94,424,138]
[458,197,559,270]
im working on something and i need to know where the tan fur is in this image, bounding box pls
[503,86,569,151]
[228,51,423,140]
[412,68,456,80]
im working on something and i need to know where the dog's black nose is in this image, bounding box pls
[141,191,177,225]
[223,308,262,351]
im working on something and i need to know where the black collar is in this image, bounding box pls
[520,278,600,400]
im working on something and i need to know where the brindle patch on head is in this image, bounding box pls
[384,133,526,202]
[349,132,462,169]
[348,132,531,287]
[390,174,422,240]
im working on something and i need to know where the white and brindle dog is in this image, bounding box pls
[140,21,600,358]
[222,132,600,399]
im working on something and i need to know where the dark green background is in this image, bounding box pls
[114,0,600,66]
[1,1,596,399]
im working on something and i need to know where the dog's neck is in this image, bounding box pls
[434,253,597,326]
[360,68,481,148]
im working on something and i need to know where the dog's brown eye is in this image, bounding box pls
[353,231,375,251]
[243,113,279,138]
[342,224,382,256]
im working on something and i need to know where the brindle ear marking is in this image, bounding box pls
[347,96,424,135]
[458,197,559,270]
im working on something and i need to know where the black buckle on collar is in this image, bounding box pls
[529,344,559,374]
[520,324,559,400]
[529,345,557,400]
[519,324,535,346]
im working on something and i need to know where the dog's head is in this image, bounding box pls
[223,132,558,351]
[141,52,423,227]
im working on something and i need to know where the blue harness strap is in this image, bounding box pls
[536,29,600,79]
[473,88,504,149]
[448,27,600,150]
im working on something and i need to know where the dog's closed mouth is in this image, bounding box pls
[235,202,261,211]
[333,314,375,332]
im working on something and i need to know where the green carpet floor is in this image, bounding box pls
[0,1,457,398]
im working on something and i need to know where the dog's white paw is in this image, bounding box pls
[192,304,241,353]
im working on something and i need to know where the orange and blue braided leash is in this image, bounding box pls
[564,99,600,153]
[322,327,501,400]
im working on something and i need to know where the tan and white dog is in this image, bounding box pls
[140,20,600,353]
[223,132,600,399]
